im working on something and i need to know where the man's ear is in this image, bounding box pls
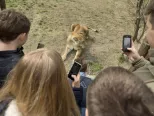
[18,33,28,44]
[71,24,79,31]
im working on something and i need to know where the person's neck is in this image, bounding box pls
[0,41,18,51]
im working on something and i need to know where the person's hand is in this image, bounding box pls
[146,30,154,48]
[122,42,141,62]
[86,109,89,116]
[72,74,80,88]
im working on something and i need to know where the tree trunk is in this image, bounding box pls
[0,0,6,10]
[133,0,144,41]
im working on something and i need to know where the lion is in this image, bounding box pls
[62,24,90,61]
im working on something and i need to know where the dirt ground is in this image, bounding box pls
[6,0,136,75]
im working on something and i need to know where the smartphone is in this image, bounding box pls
[122,35,132,52]
[68,61,82,81]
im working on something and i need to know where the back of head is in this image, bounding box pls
[0,48,79,116]
[0,9,31,42]
[75,57,87,72]
[87,67,154,116]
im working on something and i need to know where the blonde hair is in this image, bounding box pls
[0,48,80,116]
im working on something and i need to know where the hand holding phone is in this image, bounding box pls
[68,61,82,81]
[122,35,141,61]
[122,35,132,52]
[71,74,80,88]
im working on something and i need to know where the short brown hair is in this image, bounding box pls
[75,57,87,72]
[87,67,154,116]
[144,0,154,15]
[0,9,31,42]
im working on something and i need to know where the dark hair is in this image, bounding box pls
[75,57,87,72]
[144,0,154,15]
[87,67,154,116]
[149,12,154,30]
[144,0,154,30]
[0,9,31,42]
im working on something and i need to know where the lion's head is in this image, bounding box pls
[70,24,89,43]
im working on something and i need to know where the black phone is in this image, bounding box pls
[68,61,82,81]
[122,35,132,52]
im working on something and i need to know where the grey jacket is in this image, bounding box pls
[132,48,154,91]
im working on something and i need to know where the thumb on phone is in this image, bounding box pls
[71,74,80,88]
[127,48,132,52]
[71,75,77,81]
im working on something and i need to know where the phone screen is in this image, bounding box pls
[124,37,131,48]
[123,35,131,52]
[68,61,82,81]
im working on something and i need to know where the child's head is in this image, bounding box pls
[0,9,31,47]
[75,57,87,72]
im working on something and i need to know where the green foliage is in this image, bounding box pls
[118,54,125,64]
[6,0,19,8]
[89,62,103,73]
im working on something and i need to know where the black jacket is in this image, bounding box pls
[0,47,24,87]
[70,76,92,108]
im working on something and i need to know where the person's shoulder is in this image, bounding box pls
[81,76,92,81]
[4,100,22,116]
[0,49,23,78]
[80,76,92,88]
[11,47,24,63]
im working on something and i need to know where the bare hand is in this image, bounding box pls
[72,74,80,88]
[123,42,141,62]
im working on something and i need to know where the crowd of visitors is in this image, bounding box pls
[0,0,154,115]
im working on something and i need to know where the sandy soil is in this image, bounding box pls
[6,0,136,74]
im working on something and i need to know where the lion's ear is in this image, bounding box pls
[71,24,79,31]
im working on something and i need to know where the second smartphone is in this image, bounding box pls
[68,61,82,81]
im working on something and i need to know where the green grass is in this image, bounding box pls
[118,54,126,64]
[6,0,20,8]
[89,62,103,73]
